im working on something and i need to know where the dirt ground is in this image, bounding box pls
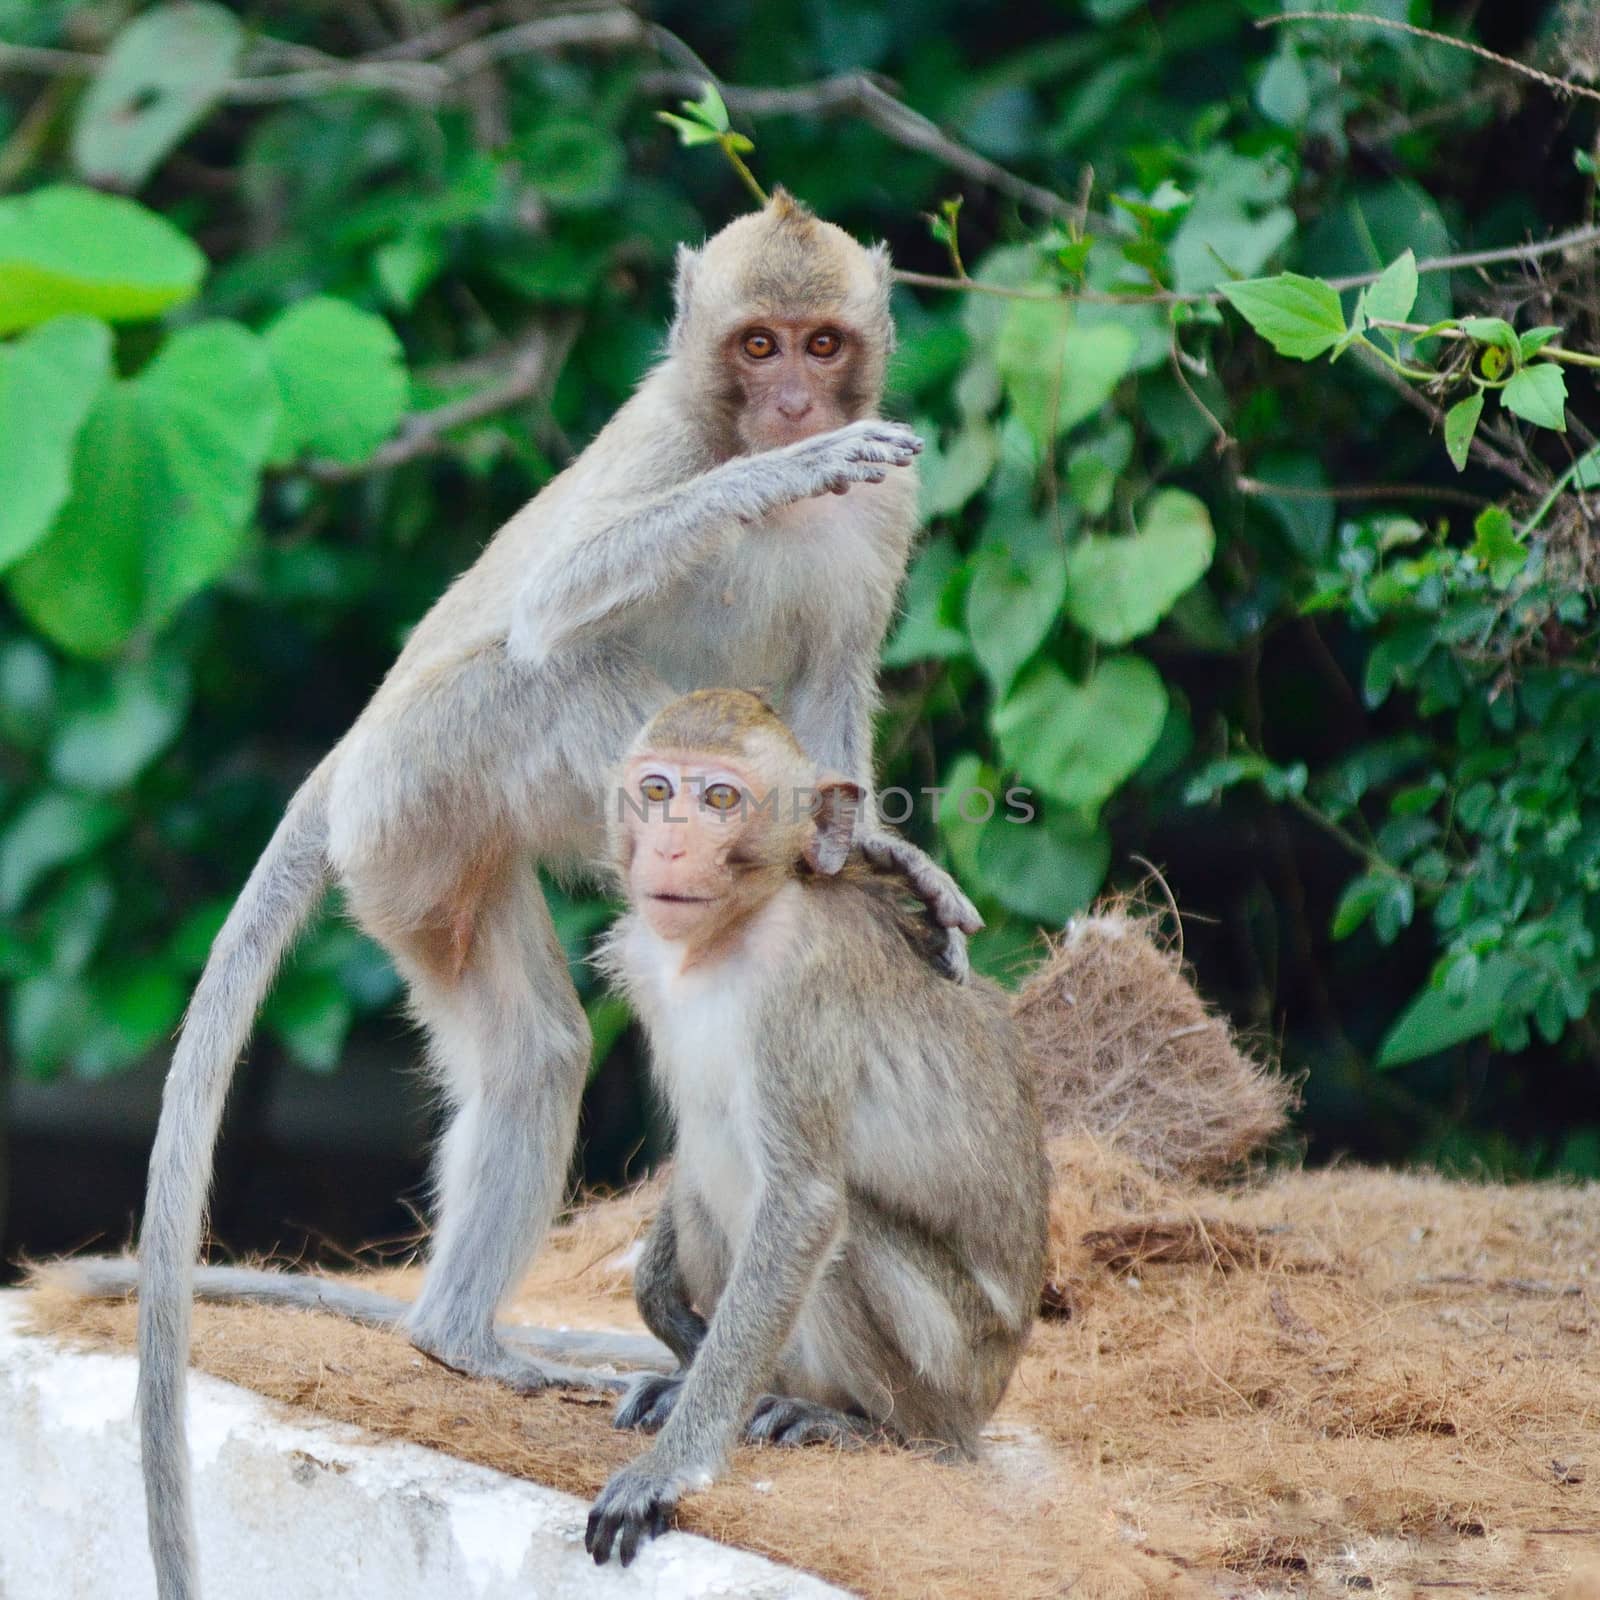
[31,1143,1600,1599]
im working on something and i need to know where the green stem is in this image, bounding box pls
[1284,788,1415,883]
[1356,333,1438,384]
[1523,453,1586,536]
[720,137,767,206]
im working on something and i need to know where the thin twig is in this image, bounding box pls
[306,319,578,482]
[640,64,1084,225]
[1351,347,1546,496]
[893,224,1600,306]
[1236,477,1489,510]
[1261,11,1600,106]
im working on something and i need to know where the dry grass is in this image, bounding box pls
[30,1150,1600,1599]
[25,909,1597,1595]
[1014,900,1295,1180]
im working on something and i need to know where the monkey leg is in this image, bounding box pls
[395,861,615,1393]
[633,1190,709,1366]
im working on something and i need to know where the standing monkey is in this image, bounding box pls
[135,191,979,1600]
[585,690,1049,1567]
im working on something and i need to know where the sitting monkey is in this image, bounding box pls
[585,689,1050,1566]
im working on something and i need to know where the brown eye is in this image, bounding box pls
[742,331,777,359]
[807,330,843,358]
[703,782,741,812]
[640,775,674,803]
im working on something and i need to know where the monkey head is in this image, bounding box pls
[670,189,895,455]
[612,690,862,957]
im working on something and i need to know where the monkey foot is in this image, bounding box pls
[586,1452,688,1566]
[411,1336,626,1395]
[614,1371,685,1432]
[744,1394,870,1448]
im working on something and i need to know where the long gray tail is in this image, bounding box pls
[137,765,332,1600]
[52,1257,674,1371]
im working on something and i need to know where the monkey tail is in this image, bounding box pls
[137,762,334,1600]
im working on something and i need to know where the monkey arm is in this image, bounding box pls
[509,421,921,663]
[787,643,983,964]
[587,1065,850,1568]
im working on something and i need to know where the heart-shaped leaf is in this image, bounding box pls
[0,316,112,570]
[0,186,205,333]
[996,298,1136,449]
[965,535,1067,696]
[72,2,244,190]
[1220,273,1346,360]
[1501,363,1567,432]
[264,297,409,465]
[1065,488,1215,644]
[10,321,278,656]
[992,656,1168,815]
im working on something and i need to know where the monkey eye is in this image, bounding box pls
[702,782,742,812]
[807,329,843,358]
[639,774,674,803]
[741,330,778,359]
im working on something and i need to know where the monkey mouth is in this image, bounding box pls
[650,893,715,905]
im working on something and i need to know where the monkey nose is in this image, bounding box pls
[776,392,813,419]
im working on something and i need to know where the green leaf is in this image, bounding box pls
[995,299,1136,448]
[919,421,999,518]
[682,81,733,134]
[1469,505,1527,588]
[0,185,205,333]
[264,297,408,465]
[0,316,112,570]
[882,534,969,667]
[49,657,190,791]
[1255,48,1309,127]
[522,123,626,209]
[0,638,55,749]
[0,791,122,913]
[1501,364,1567,432]
[10,321,278,657]
[1364,249,1418,327]
[11,971,92,1077]
[1443,392,1483,473]
[972,806,1110,925]
[1184,754,1306,806]
[1378,954,1519,1067]
[265,967,353,1072]
[1457,316,1518,350]
[992,657,1168,815]
[72,3,243,189]
[656,112,722,148]
[1064,488,1215,645]
[1518,325,1561,359]
[965,538,1067,697]
[1220,273,1346,360]
[76,965,187,1078]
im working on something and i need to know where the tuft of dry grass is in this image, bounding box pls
[1012,900,1295,1181]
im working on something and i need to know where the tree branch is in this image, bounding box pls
[306,318,579,483]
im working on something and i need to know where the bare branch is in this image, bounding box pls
[306,318,579,483]
[641,62,1086,225]
[1262,12,1600,106]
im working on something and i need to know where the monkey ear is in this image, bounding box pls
[669,243,700,347]
[804,775,864,877]
[868,243,896,351]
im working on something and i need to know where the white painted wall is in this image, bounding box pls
[0,1295,845,1600]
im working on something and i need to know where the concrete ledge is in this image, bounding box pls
[0,1295,845,1600]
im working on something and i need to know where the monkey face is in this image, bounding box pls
[724,317,868,451]
[620,752,785,945]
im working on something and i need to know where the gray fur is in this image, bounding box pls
[132,203,974,1599]
[587,863,1048,1565]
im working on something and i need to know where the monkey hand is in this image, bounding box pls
[613,1371,686,1433]
[858,831,983,979]
[586,1448,704,1566]
[785,419,923,498]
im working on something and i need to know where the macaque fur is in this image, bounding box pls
[585,690,1050,1567]
[130,191,980,1600]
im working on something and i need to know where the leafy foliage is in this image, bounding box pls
[2,0,1599,1175]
